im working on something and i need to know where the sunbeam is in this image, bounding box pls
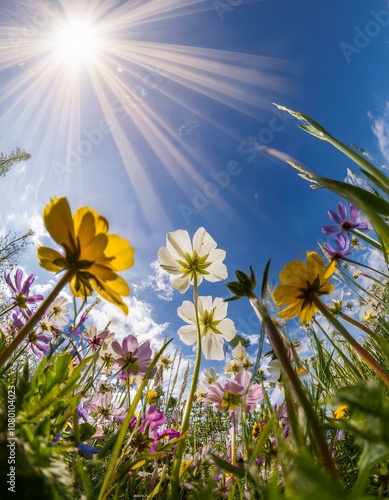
[0,0,290,231]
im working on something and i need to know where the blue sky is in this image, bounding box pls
[1,0,389,381]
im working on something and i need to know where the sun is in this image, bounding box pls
[51,19,101,67]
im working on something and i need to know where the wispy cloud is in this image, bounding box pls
[368,103,389,162]
[139,260,174,301]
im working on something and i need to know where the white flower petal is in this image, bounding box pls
[167,229,192,258]
[177,325,198,345]
[218,318,236,341]
[171,275,191,293]
[212,297,227,320]
[157,247,181,273]
[203,333,224,360]
[177,300,197,324]
[193,227,217,255]
[198,296,213,315]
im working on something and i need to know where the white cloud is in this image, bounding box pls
[368,103,389,163]
[139,260,174,301]
[88,295,170,351]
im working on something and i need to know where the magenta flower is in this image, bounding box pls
[130,405,180,453]
[4,268,44,317]
[111,334,154,378]
[322,202,369,236]
[80,325,110,352]
[323,234,353,260]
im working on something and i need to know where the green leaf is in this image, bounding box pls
[336,381,389,472]
[275,104,389,195]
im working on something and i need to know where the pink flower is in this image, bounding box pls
[86,393,126,423]
[206,371,263,416]
[80,324,109,352]
[111,334,154,378]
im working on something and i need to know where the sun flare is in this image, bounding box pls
[51,20,101,66]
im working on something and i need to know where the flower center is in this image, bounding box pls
[222,390,242,410]
[296,274,328,310]
[341,221,351,230]
[177,250,211,278]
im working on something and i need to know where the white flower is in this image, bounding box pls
[47,296,69,327]
[231,342,248,361]
[203,367,220,384]
[158,227,227,293]
[177,296,236,360]
[225,342,253,374]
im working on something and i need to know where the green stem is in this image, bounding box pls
[351,228,384,252]
[231,410,236,465]
[0,302,18,319]
[339,311,383,344]
[312,296,389,386]
[248,295,340,485]
[169,275,202,499]
[0,270,75,368]
[342,256,389,280]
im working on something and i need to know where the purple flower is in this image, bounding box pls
[130,406,180,453]
[322,202,369,236]
[111,334,154,378]
[323,234,353,260]
[77,442,99,458]
[4,268,43,317]
[25,330,52,357]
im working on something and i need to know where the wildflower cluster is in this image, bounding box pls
[2,108,389,499]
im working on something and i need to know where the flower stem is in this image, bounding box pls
[0,302,18,319]
[312,295,389,386]
[230,410,236,465]
[248,294,340,485]
[169,275,202,499]
[0,270,75,368]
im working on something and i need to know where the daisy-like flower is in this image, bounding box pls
[333,404,348,419]
[206,370,263,417]
[272,251,336,324]
[225,342,253,374]
[26,330,52,357]
[111,334,154,378]
[202,367,219,385]
[177,296,236,360]
[47,296,69,327]
[86,393,126,423]
[80,324,110,352]
[4,268,44,317]
[158,227,227,293]
[322,202,369,236]
[37,197,134,314]
[323,234,353,261]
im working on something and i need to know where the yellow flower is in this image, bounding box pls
[273,251,336,324]
[38,197,134,314]
[334,404,348,419]
[146,390,158,404]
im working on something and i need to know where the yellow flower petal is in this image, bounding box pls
[43,197,75,248]
[39,197,134,314]
[279,260,307,287]
[273,285,302,306]
[299,304,317,324]
[37,246,66,272]
[105,234,135,271]
[277,300,303,319]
